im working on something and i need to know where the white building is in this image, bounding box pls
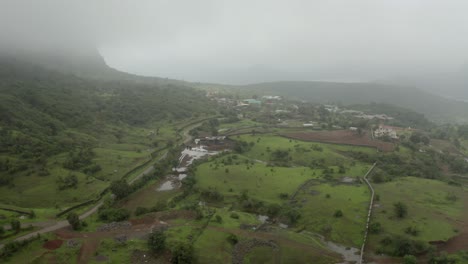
[374,125,398,139]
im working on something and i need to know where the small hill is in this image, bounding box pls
[0,53,216,206]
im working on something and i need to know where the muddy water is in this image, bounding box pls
[157,180,175,191]
[325,241,360,264]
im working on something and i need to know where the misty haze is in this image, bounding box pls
[0,1,468,264]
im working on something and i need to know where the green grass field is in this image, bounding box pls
[234,134,375,168]
[196,158,319,203]
[218,119,261,131]
[295,181,370,247]
[369,177,464,245]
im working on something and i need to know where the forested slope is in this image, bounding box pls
[0,55,215,191]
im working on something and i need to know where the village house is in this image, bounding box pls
[240,99,262,106]
[262,95,282,100]
[357,114,394,120]
[374,125,398,139]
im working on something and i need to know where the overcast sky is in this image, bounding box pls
[2,0,468,84]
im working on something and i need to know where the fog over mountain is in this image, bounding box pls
[1,1,468,97]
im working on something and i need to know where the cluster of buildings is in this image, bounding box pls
[373,125,399,139]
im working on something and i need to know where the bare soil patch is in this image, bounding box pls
[78,239,100,264]
[43,239,63,250]
[281,130,394,152]
[131,249,171,264]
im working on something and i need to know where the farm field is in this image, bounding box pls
[196,159,320,203]
[192,134,375,253]
[280,130,395,152]
[234,134,376,168]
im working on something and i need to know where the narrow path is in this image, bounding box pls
[359,162,377,264]
[128,151,168,184]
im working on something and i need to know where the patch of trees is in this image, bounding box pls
[134,201,167,216]
[200,188,224,202]
[353,151,442,180]
[148,230,166,254]
[0,234,41,260]
[56,174,78,190]
[233,140,255,153]
[67,212,81,230]
[171,243,194,264]
[409,132,430,145]
[376,235,427,257]
[110,180,132,200]
[427,252,458,264]
[442,156,468,174]
[270,149,292,166]
[190,118,220,137]
[63,148,95,170]
[97,207,130,222]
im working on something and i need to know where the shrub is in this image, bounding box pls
[227,233,238,245]
[148,230,166,253]
[110,180,131,200]
[333,210,343,218]
[230,212,239,219]
[215,215,222,223]
[98,208,130,222]
[394,202,408,218]
[403,255,417,264]
[404,226,420,236]
[171,243,194,264]
[67,212,81,230]
[369,222,382,234]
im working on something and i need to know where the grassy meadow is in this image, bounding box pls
[368,177,465,249]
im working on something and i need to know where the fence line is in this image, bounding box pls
[359,162,377,264]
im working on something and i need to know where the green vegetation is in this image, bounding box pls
[295,182,370,247]
[368,177,465,256]
[148,230,166,253]
[2,52,468,264]
[0,58,216,211]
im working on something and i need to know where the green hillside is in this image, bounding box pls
[0,55,216,208]
[234,81,468,122]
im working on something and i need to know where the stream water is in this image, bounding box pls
[156,145,219,192]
